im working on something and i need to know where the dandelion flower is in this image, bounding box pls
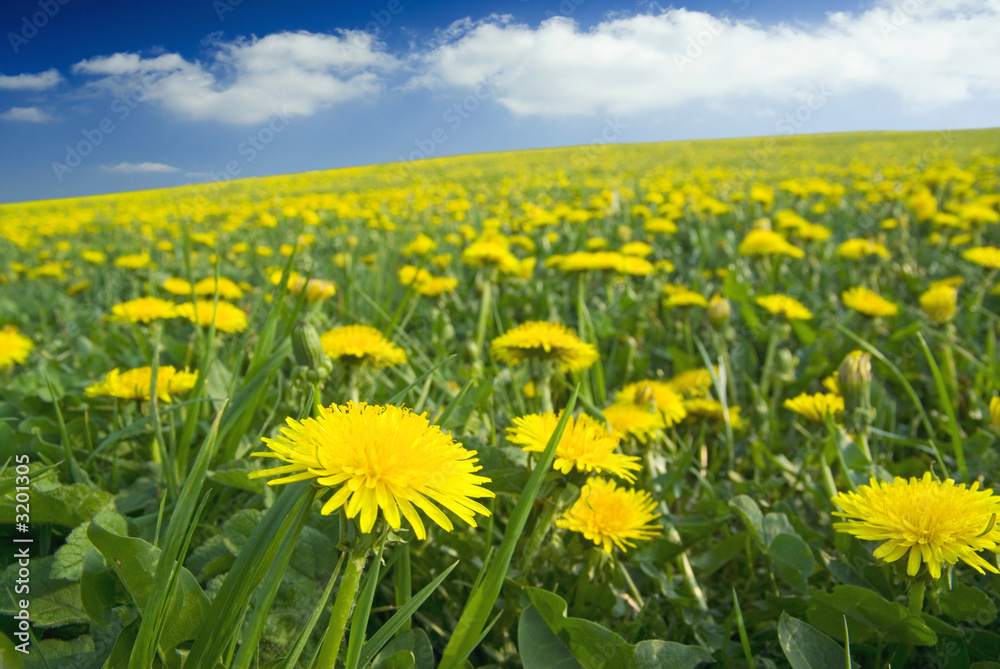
[81,250,107,264]
[683,398,744,430]
[556,478,662,553]
[616,381,688,426]
[113,252,151,270]
[250,402,494,539]
[666,368,715,398]
[194,277,244,300]
[85,366,197,402]
[506,412,641,481]
[601,404,665,443]
[832,473,1000,579]
[162,278,193,296]
[920,285,958,324]
[756,294,813,320]
[962,247,1000,270]
[176,300,249,333]
[320,325,407,369]
[490,321,598,373]
[737,229,804,258]
[783,392,844,422]
[0,326,33,370]
[110,297,179,324]
[416,276,458,297]
[842,287,898,317]
[836,239,890,260]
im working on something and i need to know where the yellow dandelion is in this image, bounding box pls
[506,412,641,481]
[990,396,1000,434]
[663,287,708,308]
[416,276,458,297]
[615,381,688,426]
[836,239,890,260]
[81,250,107,264]
[600,404,665,443]
[842,287,898,317]
[250,402,493,539]
[919,285,958,324]
[320,325,407,369]
[461,236,519,273]
[194,277,244,300]
[162,278,193,296]
[176,300,249,333]
[737,229,804,258]
[490,321,598,373]
[962,246,1000,270]
[113,252,151,270]
[666,368,715,398]
[556,478,662,553]
[110,297,179,324]
[756,294,813,320]
[683,398,744,430]
[832,473,1000,579]
[402,233,437,256]
[0,326,33,370]
[85,366,197,402]
[783,392,844,422]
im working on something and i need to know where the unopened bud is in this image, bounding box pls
[292,321,331,379]
[838,350,872,414]
[708,295,731,330]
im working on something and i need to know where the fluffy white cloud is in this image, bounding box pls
[0,106,55,122]
[0,69,62,90]
[72,30,399,125]
[100,162,181,174]
[411,1,1000,116]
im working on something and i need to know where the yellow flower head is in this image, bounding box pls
[990,396,1000,434]
[194,277,244,300]
[461,236,519,273]
[667,368,715,398]
[81,250,107,264]
[110,297,179,324]
[962,246,1000,270]
[842,287,898,317]
[783,392,844,422]
[416,276,458,297]
[737,229,804,258]
[250,402,493,539]
[919,284,958,324]
[600,404,666,443]
[292,276,337,303]
[836,239,890,260]
[663,287,708,308]
[490,321,598,373]
[556,478,662,553]
[832,473,1000,579]
[756,294,813,320]
[320,325,407,369]
[85,366,197,402]
[616,380,688,426]
[402,233,437,256]
[176,300,249,333]
[0,326,33,370]
[113,252,151,270]
[683,398,744,430]
[162,278,193,296]
[506,412,642,481]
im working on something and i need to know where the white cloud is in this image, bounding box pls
[0,106,55,122]
[72,30,399,125]
[100,162,181,174]
[411,1,1000,116]
[0,69,62,90]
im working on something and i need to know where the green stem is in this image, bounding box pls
[473,274,494,363]
[394,545,412,633]
[518,497,561,575]
[316,540,370,669]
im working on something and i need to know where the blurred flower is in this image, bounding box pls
[250,402,493,538]
[836,239,890,260]
[832,473,1000,579]
[962,246,1000,270]
[0,325,33,370]
[85,366,197,402]
[615,380,687,426]
[783,392,844,422]
[81,250,107,264]
[556,478,662,553]
[194,277,244,300]
[176,300,248,333]
[601,404,665,443]
[667,368,715,398]
[490,321,598,373]
[507,411,641,481]
[162,278,193,296]
[320,325,407,369]
[683,398,744,430]
[113,252,151,270]
[110,297,179,324]
[756,294,813,320]
[990,396,1000,434]
[842,287,898,317]
[919,284,958,324]
[737,229,804,258]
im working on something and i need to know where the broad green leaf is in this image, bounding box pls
[87,523,210,651]
[80,547,119,628]
[937,583,996,624]
[631,640,715,668]
[52,510,127,580]
[0,556,88,628]
[729,495,764,545]
[807,585,936,647]
[766,533,816,591]
[779,612,860,669]
[372,629,435,669]
[518,605,584,669]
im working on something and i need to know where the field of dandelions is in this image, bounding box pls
[3,129,1000,668]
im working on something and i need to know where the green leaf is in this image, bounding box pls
[807,585,936,647]
[778,612,859,669]
[372,629,436,669]
[766,533,816,591]
[0,557,88,628]
[729,495,764,545]
[0,465,113,526]
[87,522,210,651]
[22,635,94,669]
[52,510,127,580]
[80,547,119,628]
[518,605,584,669]
[937,583,997,624]
[0,632,23,669]
[631,640,716,668]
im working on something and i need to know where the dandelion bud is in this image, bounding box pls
[838,350,872,414]
[292,321,331,380]
[990,396,1000,434]
[707,295,731,330]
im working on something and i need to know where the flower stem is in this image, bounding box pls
[473,274,494,363]
[316,541,370,669]
[518,497,561,574]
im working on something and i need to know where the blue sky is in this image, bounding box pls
[1,0,997,203]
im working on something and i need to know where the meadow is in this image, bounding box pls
[2,128,1000,668]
